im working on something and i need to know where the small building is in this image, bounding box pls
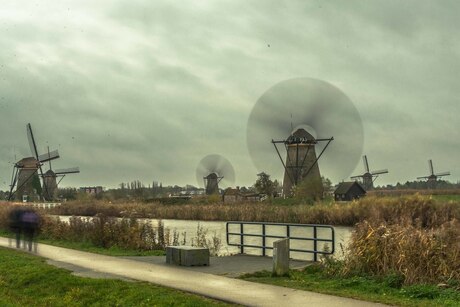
[334,181,366,201]
[223,187,261,203]
[79,186,104,195]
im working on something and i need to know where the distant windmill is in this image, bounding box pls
[196,154,235,195]
[350,155,388,190]
[417,159,450,189]
[272,128,333,197]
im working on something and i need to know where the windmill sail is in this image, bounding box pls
[55,167,80,175]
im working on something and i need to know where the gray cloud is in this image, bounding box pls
[0,0,459,191]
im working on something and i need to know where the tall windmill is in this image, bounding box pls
[196,154,235,195]
[272,128,333,197]
[350,155,388,190]
[246,78,364,199]
[417,159,450,189]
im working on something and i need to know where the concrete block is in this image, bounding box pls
[166,246,209,266]
[166,246,181,264]
[272,238,290,276]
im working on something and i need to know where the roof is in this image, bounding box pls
[334,181,365,194]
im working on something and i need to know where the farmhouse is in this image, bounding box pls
[334,181,366,201]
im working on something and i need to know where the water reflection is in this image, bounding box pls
[57,216,352,260]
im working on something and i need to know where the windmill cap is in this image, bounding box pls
[205,173,219,179]
[16,157,40,168]
[287,128,315,144]
[44,169,56,176]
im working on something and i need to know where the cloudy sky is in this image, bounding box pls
[1,0,459,190]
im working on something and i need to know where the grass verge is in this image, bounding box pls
[240,266,460,307]
[0,247,230,306]
[0,230,165,257]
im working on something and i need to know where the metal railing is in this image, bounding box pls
[226,221,335,261]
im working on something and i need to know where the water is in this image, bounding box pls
[56,216,352,261]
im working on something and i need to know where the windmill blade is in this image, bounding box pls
[247,78,363,183]
[371,169,388,175]
[26,123,39,159]
[55,167,80,175]
[196,154,235,188]
[8,166,19,201]
[434,172,450,177]
[363,155,370,173]
[38,149,60,162]
[350,175,363,180]
[428,160,434,176]
[417,176,430,180]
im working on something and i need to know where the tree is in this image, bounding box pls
[294,176,324,201]
[254,172,275,196]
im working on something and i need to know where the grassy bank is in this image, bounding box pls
[0,247,230,306]
[241,265,460,307]
[46,194,460,227]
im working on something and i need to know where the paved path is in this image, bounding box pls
[0,238,386,307]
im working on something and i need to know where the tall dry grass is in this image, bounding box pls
[48,194,460,227]
[0,204,221,254]
[341,219,460,285]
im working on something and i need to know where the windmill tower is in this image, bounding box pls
[272,128,333,198]
[203,173,222,195]
[417,159,450,189]
[196,154,235,195]
[350,155,388,190]
[13,157,41,201]
[42,167,80,200]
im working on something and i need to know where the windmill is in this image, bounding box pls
[417,159,450,189]
[42,147,80,200]
[350,155,388,190]
[272,128,333,197]
[247,78,364,199]
[8,123,79,201]
[196,154,235,195]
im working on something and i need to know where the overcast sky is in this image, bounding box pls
[1,0,459,190]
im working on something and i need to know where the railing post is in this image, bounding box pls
[313,226,318,262]
[262,224,266,256]
[240,223,244,254]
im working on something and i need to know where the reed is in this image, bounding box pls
[47,194,460,227]
[340,219,460,285]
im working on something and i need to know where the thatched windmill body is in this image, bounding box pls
[273,128,332,197]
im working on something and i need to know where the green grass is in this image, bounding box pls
[240,266,460,307]
[0,247,231,306]
[431,194,460,202]
[37,238,166,256]
[0,230,165,256]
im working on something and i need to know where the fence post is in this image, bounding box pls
[240,223,244,254]
[273,238,290,276]
[313,226,318,262]
[262,224,266,256]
